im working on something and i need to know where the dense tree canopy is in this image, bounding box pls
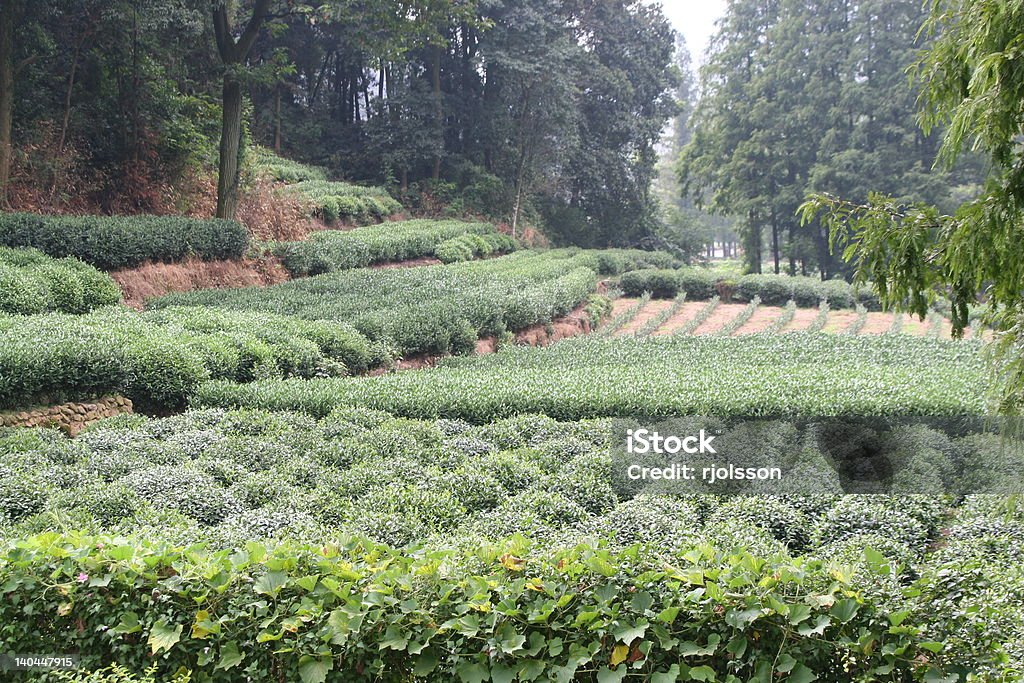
[679,0,982,276]
[1,0,678,244]
[803,0,1024,415]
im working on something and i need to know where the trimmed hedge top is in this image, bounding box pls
[0,212,249,270]
[0,306,387,411]
[0,247,121,314]
[277,220,516,276]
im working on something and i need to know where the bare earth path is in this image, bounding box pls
[602,298,972,340]
[733,306,784,335]
[691,304,750,336]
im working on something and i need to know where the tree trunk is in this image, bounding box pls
[273,84,282,153]
[216,76,243,220]
[212,0,270,220]
[787,224,796,276]
[0,5,14,207]
[770,213,780,275]
[431,45,442,181]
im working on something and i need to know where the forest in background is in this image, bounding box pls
[0,0,990,268]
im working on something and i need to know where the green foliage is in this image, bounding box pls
[251,147,327,184]
[680,0,972,276]
[149,251,605,357]
[434,231,515,264]
[277,220,514,276]
[53,664,191,683]
[0,530,946,682]
[0,213,249,271]
[0,307,381,411]
[195,333,987,421]
[0,247,121,314]
[0,408,1020,679]
[281,180,403,223]
[618,268,879,310]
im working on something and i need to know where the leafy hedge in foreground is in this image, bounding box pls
[1,409,1020,680]
[620,269,880,310]
[0,307,383,411]
[195,333,987,421]
[277,220,515,276]
[0,533,947,683]
[0,247,120,314]
[0,213,249,270]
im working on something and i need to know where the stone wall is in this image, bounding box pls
[0,396,133,435]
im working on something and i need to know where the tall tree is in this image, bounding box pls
[681,0,964,276]
[0,0,36,207]
[212,0,273,220]
[802,0,1024,415]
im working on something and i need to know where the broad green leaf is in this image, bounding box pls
[413,649,439,676]
[652,664,681,683]
[298,655,332,683]
[148,620,182,655]
[254,570,288,598]
[456,662,489,683]
[830,599,859,624]
[216,641,244,671]
[596,666,627,683]
[787,663,818,683]
[496,622,526,654]
[113,612,141,635]
[491,664,516,683]
[689,665,716,681]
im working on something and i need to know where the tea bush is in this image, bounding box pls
[0,213,249,270]
[0,409,1021,679]
[0,247,121,314]
[151,251,602,357]
[0,307,382,410]
[619,267,881,310]
[278,220,514,276]
[282,179,403,222]
[195,333,987,421]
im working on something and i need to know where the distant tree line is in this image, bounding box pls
[0,0,679,247]
[679,0,986,278]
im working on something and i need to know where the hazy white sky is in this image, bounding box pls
[652,0,729,65]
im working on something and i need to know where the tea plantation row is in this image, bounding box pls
[0,247,120,314]
[276,220,516,276]
[620,269,886,311]
[195,333,989,422]
[150,251,609,357]
[0,252,649,411]
[0,213,248,270]
[0,408,1020,681]
[253,148,404,222]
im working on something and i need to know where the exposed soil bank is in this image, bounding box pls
[113,256,290,309]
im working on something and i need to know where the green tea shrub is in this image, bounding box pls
[619,269,680,298]
[0,213,248,270]
[0,247,121,313]
[0,307,381,411]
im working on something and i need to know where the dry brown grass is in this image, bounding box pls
[112,256,290,309]
[237,179,332,242]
